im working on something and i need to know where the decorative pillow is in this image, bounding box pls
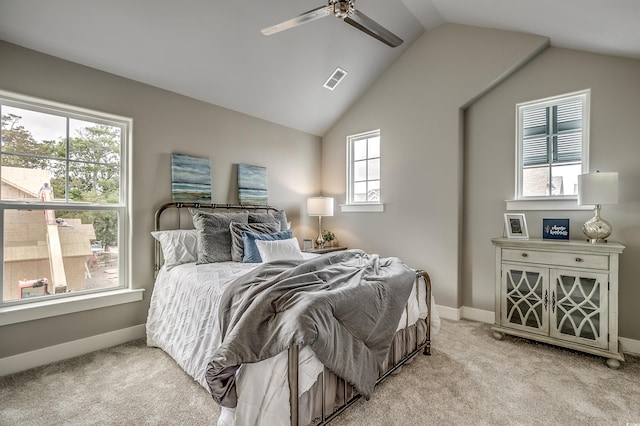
[151,229,198,269]
[229,221,281,262]
[248,210,289,231]
[255,237,304,262]
[190,209,249,263]
[241,230,293,263]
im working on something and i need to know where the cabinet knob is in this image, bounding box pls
[521,253,528,258]
[575,257,583,262]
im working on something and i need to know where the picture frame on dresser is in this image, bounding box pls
[504,213,529,239]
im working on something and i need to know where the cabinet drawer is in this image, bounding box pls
[502,248,609,270]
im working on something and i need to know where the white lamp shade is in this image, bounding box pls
[307,197,334,216]
[578,172,618,205]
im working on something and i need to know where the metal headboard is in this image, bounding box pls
[153,202,281,276]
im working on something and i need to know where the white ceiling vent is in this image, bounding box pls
[323,67,348,91]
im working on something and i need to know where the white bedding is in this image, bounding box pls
[146,255,440,425]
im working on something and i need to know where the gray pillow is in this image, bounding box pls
[229,221,281,262]
[190,209,249,263]
[248,210,289,231]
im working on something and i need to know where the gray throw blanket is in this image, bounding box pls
[205,249,416,408]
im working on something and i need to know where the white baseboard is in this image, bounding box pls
[435,304,461,320]
[435,304,493,323]
[620,337,640,356]
[461,306,495,324]
[0,324,146,377]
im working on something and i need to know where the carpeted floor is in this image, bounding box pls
[1,319,639,425]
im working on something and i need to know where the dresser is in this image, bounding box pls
[491,238,625,368]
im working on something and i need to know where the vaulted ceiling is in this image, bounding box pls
[0,0,638,136]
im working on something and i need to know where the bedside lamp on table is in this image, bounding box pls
[307,196,334,248]
[578,171,618,243]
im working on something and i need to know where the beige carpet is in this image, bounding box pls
[1,319,639,425]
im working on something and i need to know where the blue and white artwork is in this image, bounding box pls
[238,163,268,205]
[171,153,212,203]
[543,218,570,240]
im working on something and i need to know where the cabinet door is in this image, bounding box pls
[501,263,549,335]
[549,269,609,349]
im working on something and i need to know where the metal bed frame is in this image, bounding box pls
[153,202,432,425]
[288,269,431,425]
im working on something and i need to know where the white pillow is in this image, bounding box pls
[255,237,304,262]
[151,229,198,269]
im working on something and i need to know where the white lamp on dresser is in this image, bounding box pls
[577,171,618,243]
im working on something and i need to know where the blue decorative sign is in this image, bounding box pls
[543,218,570,240]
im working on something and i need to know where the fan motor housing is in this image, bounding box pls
[331,0,354,18]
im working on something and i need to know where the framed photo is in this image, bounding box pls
[504,213,529,239]
[302,239,313,250]
[543,218,570,240]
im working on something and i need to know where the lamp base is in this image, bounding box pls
[583,205,612,244]
[315,215,325,248]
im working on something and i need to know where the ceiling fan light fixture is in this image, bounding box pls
[331,0,354,18]
[323,67,348,90]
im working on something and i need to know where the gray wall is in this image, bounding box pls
[464,47,640,340]
[0,41,321,358]
[321,24,548,309]
[323,23,640,341]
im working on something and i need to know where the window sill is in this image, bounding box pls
[340,203,384,213]
[0,288,145,326]
[506,198,594,211]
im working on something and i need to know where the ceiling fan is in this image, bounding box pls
[261,0,403,48]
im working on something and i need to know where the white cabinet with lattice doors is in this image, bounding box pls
[491,238,624,369]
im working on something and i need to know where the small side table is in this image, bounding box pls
[303,246,348,254]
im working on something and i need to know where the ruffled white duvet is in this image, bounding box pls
[146,257,439,425]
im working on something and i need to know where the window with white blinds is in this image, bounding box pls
[516,90,590,199]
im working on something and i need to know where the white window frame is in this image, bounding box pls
[0,90,140,325]
[343,129,384,213]
[509,90,591,211]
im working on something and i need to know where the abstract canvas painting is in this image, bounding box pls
[238,163,268,205]
[171,153,212,203]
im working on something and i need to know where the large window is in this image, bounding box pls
[516,90,589,199]
[346,129,381,206]
[0,91,130,307]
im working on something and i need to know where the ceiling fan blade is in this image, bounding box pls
[344,9,403,47]
[261,5,331,36]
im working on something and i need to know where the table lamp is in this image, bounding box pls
[577,171,618,243]
[307,196,334,248]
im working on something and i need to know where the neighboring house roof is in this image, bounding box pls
[1,167,94,262]
[1,166,50,198]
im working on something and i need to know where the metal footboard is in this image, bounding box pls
[288,270,432,426]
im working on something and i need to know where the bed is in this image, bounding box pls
[147,202,440,425]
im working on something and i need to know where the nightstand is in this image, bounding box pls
[303,246,348,254]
